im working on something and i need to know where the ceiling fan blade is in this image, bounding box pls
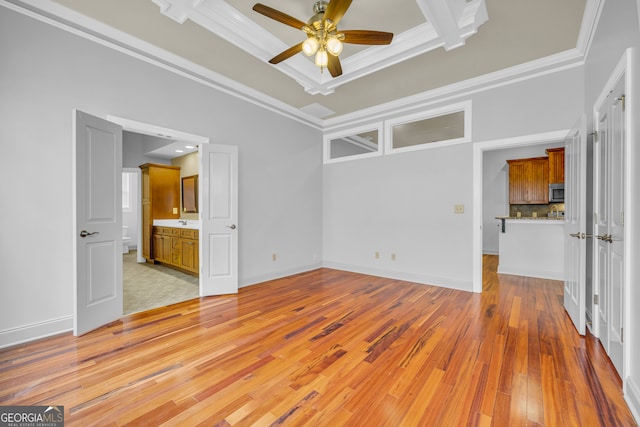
[342,30,394,45]
[269,42,304,64]
[252,4,307,30]
[324,0,352,26]
[327,54,343,78]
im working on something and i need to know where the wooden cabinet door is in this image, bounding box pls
[547,148,565,184]
[171,237,182,267]
[180,239,198,273]
[508,161,528,204]
[508,157,549,204]
[527,158,549,203]
[152,233,165,262]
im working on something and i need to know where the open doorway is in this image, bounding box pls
[121,132,200,315]
[74,112,238,334]
[471,130,571,292]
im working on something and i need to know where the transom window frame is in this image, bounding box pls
[323,122,384,164]
[322,100,472,165]
[384,100,472,155]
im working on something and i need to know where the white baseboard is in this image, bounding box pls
[322,261,473,292]
[497,266,564,281]
[0,316,73,349]
[239,262,322,288]
[626,377,640,425]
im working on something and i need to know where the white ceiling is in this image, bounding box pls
[9,0,588,126]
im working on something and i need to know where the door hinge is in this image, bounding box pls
[594,294,599,305]
[594,212,598,223]
[615,94,626,111]
[621,327,624,343]
[590,131,599,142]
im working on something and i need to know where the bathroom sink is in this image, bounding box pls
[153,219,200,229]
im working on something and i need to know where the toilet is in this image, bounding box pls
[122,226,132,254]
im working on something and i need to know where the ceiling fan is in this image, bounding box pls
[252,0,393,77]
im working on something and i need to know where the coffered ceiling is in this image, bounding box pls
[9,0,588,126]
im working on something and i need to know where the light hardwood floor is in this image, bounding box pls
[0,256,636,426]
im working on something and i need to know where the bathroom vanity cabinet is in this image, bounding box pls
[152,226,199,275]
[139,163,181,261]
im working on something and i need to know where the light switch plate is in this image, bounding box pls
[454,204,464,214]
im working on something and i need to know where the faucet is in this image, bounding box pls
[550,205,559,217]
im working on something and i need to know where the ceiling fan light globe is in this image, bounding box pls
[302,37,319,56]
[315,49,328,67]
[326,37,343,56]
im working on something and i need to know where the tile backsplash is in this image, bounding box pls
[510,203,565,218]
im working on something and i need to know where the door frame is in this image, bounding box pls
[472,129,570,293]
[590,48,635,385]
[107,115,211,293]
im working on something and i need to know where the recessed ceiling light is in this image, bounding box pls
[175,149,184,153]
[185,145,195,149]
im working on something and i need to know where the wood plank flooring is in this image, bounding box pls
[0,256,636,426]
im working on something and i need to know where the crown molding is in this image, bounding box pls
[322,0,603,131]
[323,49,586,131]
[2,0,603,134]
[154,0,489,95]
[1,0,324,129]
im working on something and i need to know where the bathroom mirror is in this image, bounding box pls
[182,175,198,213]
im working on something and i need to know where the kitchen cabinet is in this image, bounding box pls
[507,157,549,204]
[152,226,199,275]
[139,163,181,260]
[546,147,565,184]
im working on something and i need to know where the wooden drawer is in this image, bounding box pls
[153,226,179,236]
[181,229,198,240]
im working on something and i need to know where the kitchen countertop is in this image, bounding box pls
[495,216,565,221]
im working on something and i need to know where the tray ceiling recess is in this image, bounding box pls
[152,0,488,96]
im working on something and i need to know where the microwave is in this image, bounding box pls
[549,183,564,203]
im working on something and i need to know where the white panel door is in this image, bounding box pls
[74,110,123,336]
[563,117,586,335]
[594,108,609,347]
[593,77,626,377]
[606,78,625,375]
[199,144,238,296]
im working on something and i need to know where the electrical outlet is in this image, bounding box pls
[272,253,277,261]
[454,204,464,214]
[391,253,396,261]
[375,251,380,259]
[172,207,178,214]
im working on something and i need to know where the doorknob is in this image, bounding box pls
[569,232,582,238]
[79,230,99,238]
[226,224,236,230]
[596,234,613,243]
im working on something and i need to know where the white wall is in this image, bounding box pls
[122,170,139,250]
[583,0,640,421]
[0,7,322,347]
[323,67,583,291]
[482,143,562,255]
